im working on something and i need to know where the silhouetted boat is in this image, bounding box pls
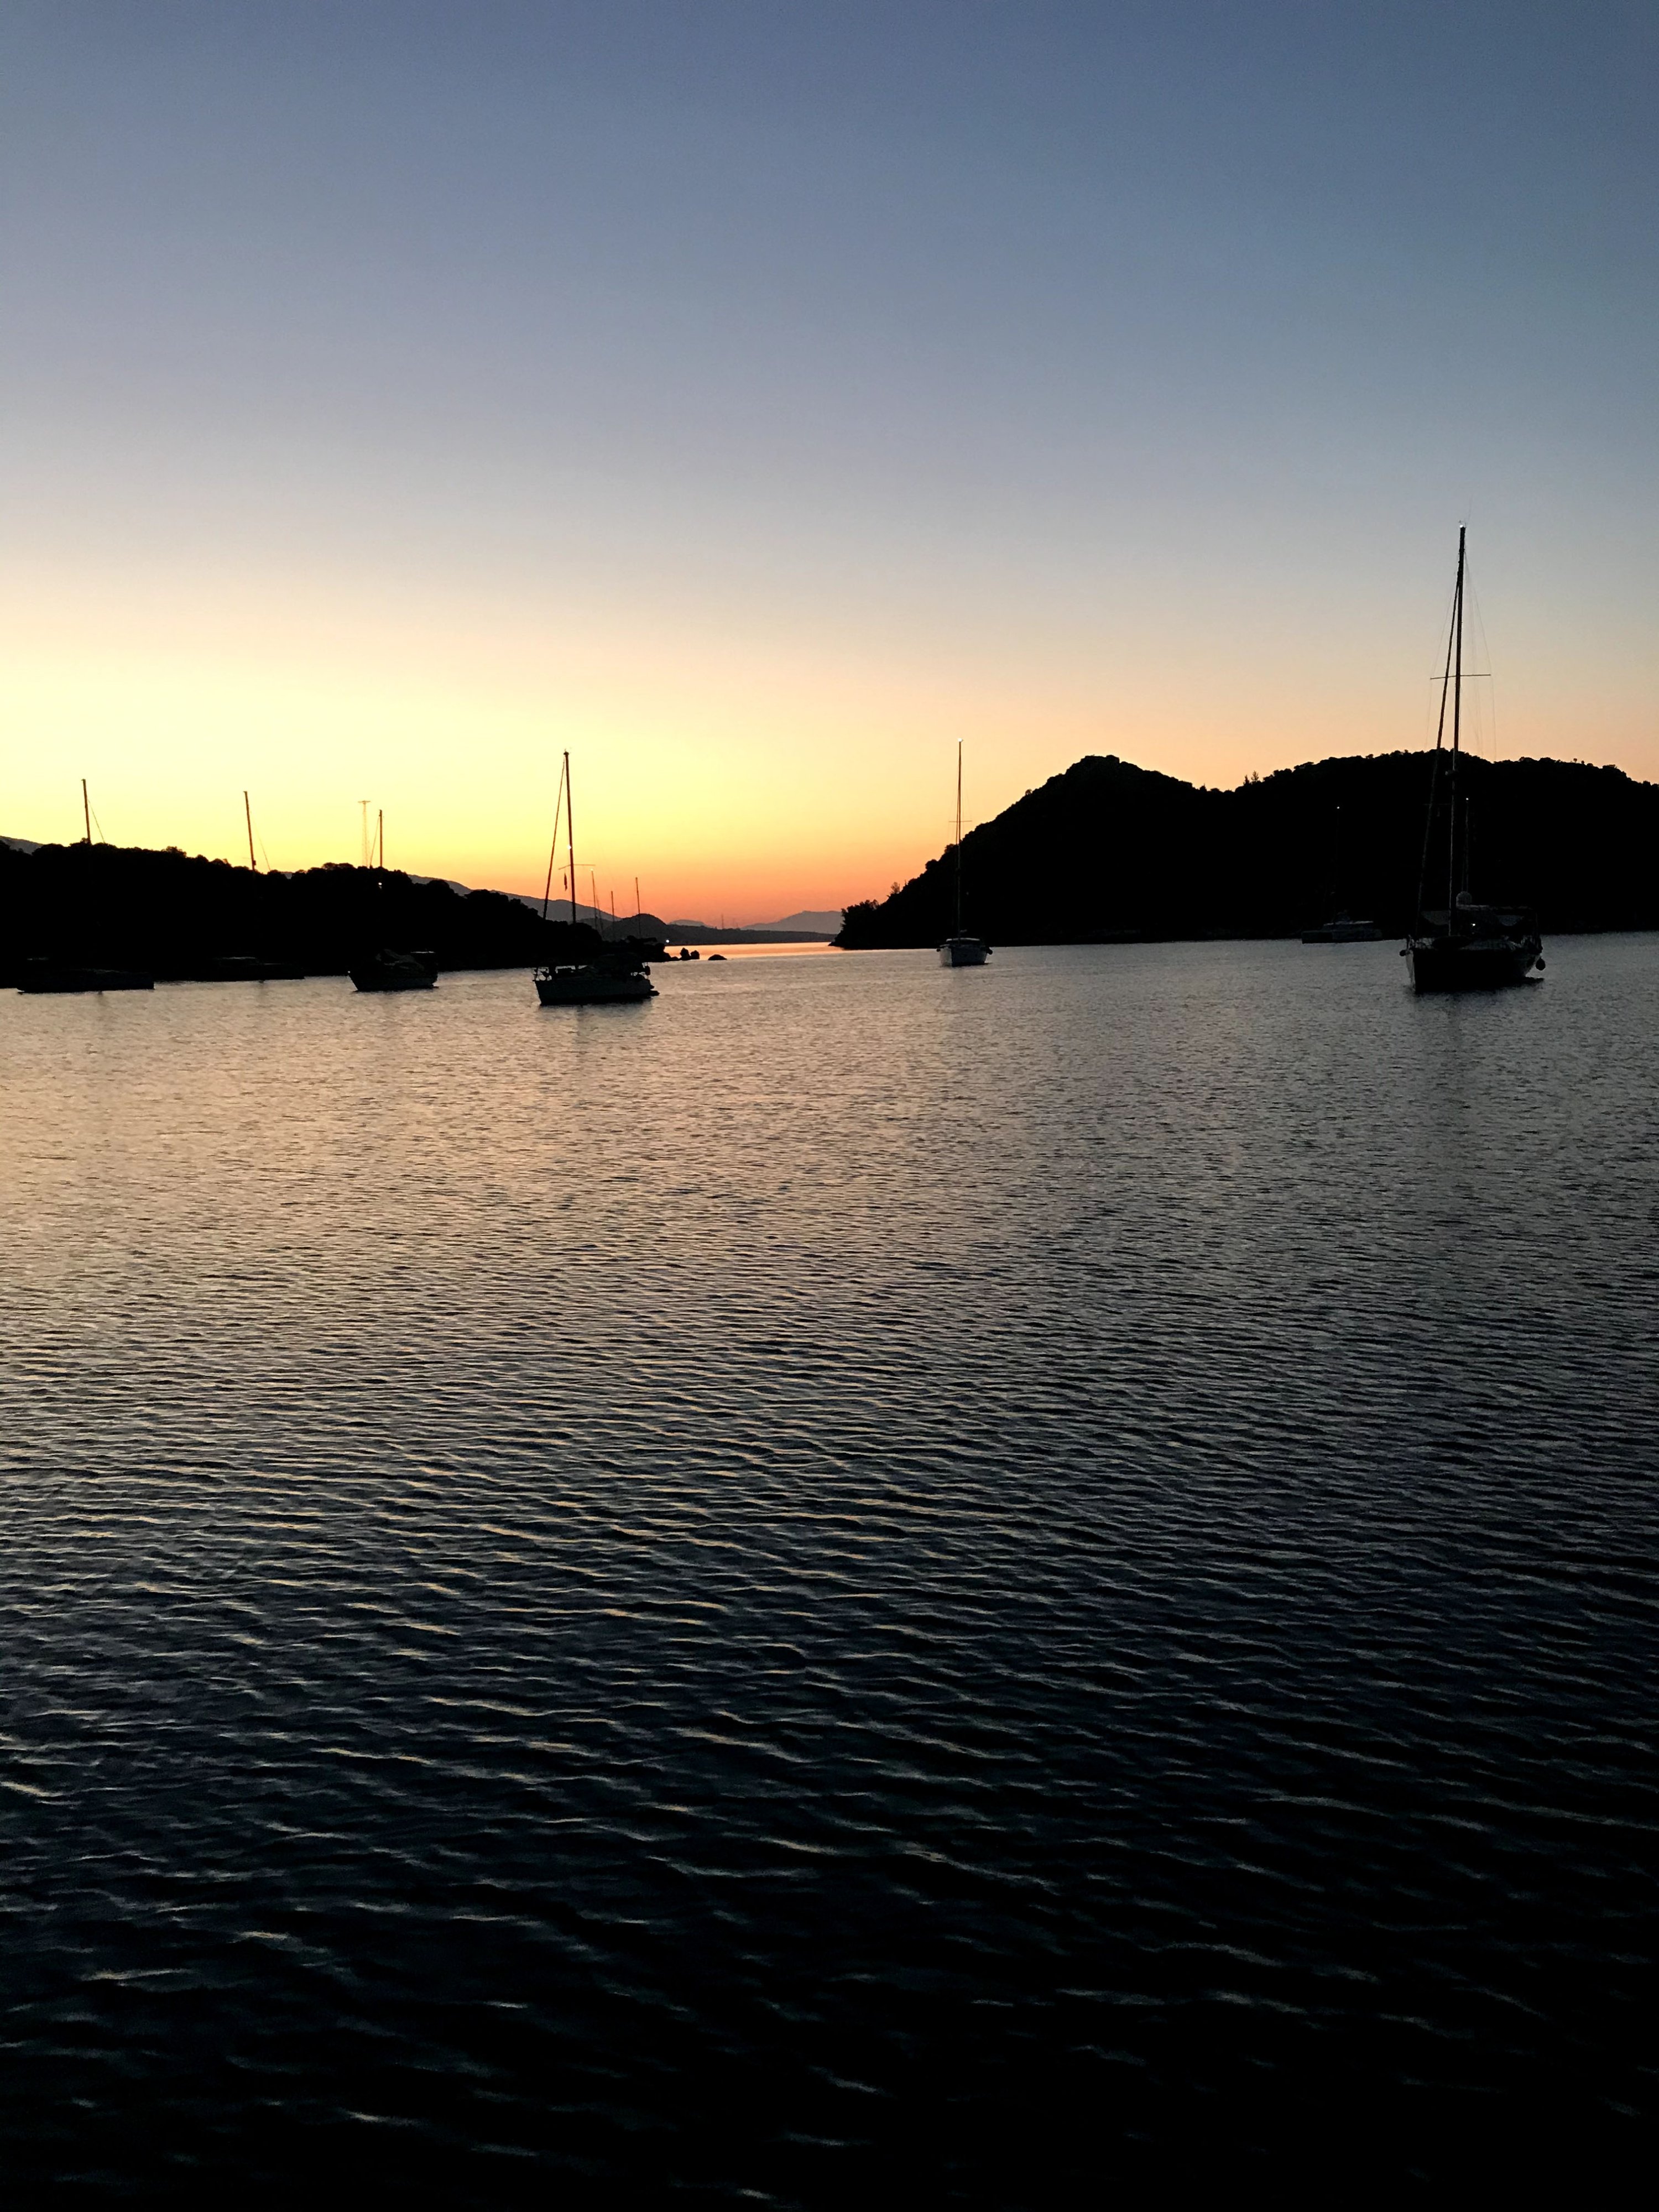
[939,935,990,967]
[939,743,991,968]
[1302,797,1381,942]
[197,956,306,982]
[536,946,656,1004]
[1406,529,1544,994]
[1409,899,1542,991]
[18,961,153,994]
[350,949,437,992]
[534,752,657,1006]
[1302,915,1381,944]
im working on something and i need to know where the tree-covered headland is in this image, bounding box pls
[0,844,601,985]
[836,751,1659,947]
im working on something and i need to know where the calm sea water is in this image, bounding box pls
[3,940,1656,2195]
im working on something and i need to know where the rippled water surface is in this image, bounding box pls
[3,940,1657,2195]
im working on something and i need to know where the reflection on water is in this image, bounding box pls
[2,940,1656,2190]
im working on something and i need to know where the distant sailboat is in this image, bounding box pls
[938,743,991,968]
[350,949,436,992]
[349,810,438,990]
[18,961,153,994]
[1302,803,1381,942]
[17,781,154,990]
[1406,529,1543,993]
[534,753,656,1006]
[1303,915,1381,944]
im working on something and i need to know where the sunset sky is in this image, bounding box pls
[3,2,1654,920]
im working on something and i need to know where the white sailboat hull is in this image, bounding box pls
[938,936,990,967]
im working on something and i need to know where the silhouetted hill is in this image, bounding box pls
[760,910,844,935]
[0,844,601,984]
[836,751,1659,947]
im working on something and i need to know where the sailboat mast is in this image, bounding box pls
[954,742,964,935]
[1415,544,1460,921]
[541,760,568,924]
[1447,525,1464,921]
[564,751,576,928]
[82,779,92,846]
[244,791,257,871]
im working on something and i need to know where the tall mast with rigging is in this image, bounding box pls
[565,751,576,928]
[1446,525,1465,923]
[540,759,565,924]
[1407,524,1541,992]
[244,791,257,872]
[954,741,964,935]
[530,745,658,1002]
[1415,533,1460,921]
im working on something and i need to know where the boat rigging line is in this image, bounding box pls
[540,760,568,924]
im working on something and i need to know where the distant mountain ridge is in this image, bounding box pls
[758,910,843,934]
[502,893,830,944]
[836,750,1659,947]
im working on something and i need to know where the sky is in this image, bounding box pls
[2,1,1655,919]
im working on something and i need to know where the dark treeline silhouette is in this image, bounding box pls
[0,844,601,984]
[836,750,1659,947]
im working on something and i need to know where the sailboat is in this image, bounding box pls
[1406,529,1544,994]
[938,743,992,968]
[1302,804,1381,942]
[348,811,439,989]
[1303,914,1381,945]
[18,782,156,989]
[534,753,656,1006]
[351,948,436,991]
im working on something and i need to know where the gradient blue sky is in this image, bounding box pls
[3,2,1654,914]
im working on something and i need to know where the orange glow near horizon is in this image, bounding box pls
[4,8,1657,927]
[4,544,1653,924]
